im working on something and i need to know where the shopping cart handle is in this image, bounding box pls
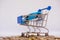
[25,6,51,20]
[38,6,51,12]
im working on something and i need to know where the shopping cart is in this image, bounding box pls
[17,6,51,37]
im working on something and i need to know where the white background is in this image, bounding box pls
[0,0,60,37]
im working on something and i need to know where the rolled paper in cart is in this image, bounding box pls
[17,6,51,24]
[17,16,25,24]
[25,11,42,20]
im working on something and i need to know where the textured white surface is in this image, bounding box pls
[0,0,60,37]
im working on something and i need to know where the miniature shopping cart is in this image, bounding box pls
[17,6,51,37]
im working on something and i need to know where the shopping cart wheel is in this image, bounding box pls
[45,33,48,36]
[37,33,40,36]
[21,33,25,37]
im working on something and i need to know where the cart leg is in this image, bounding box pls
[37,27,41,32]
[27,26,31,32]
[33,27,36,32]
